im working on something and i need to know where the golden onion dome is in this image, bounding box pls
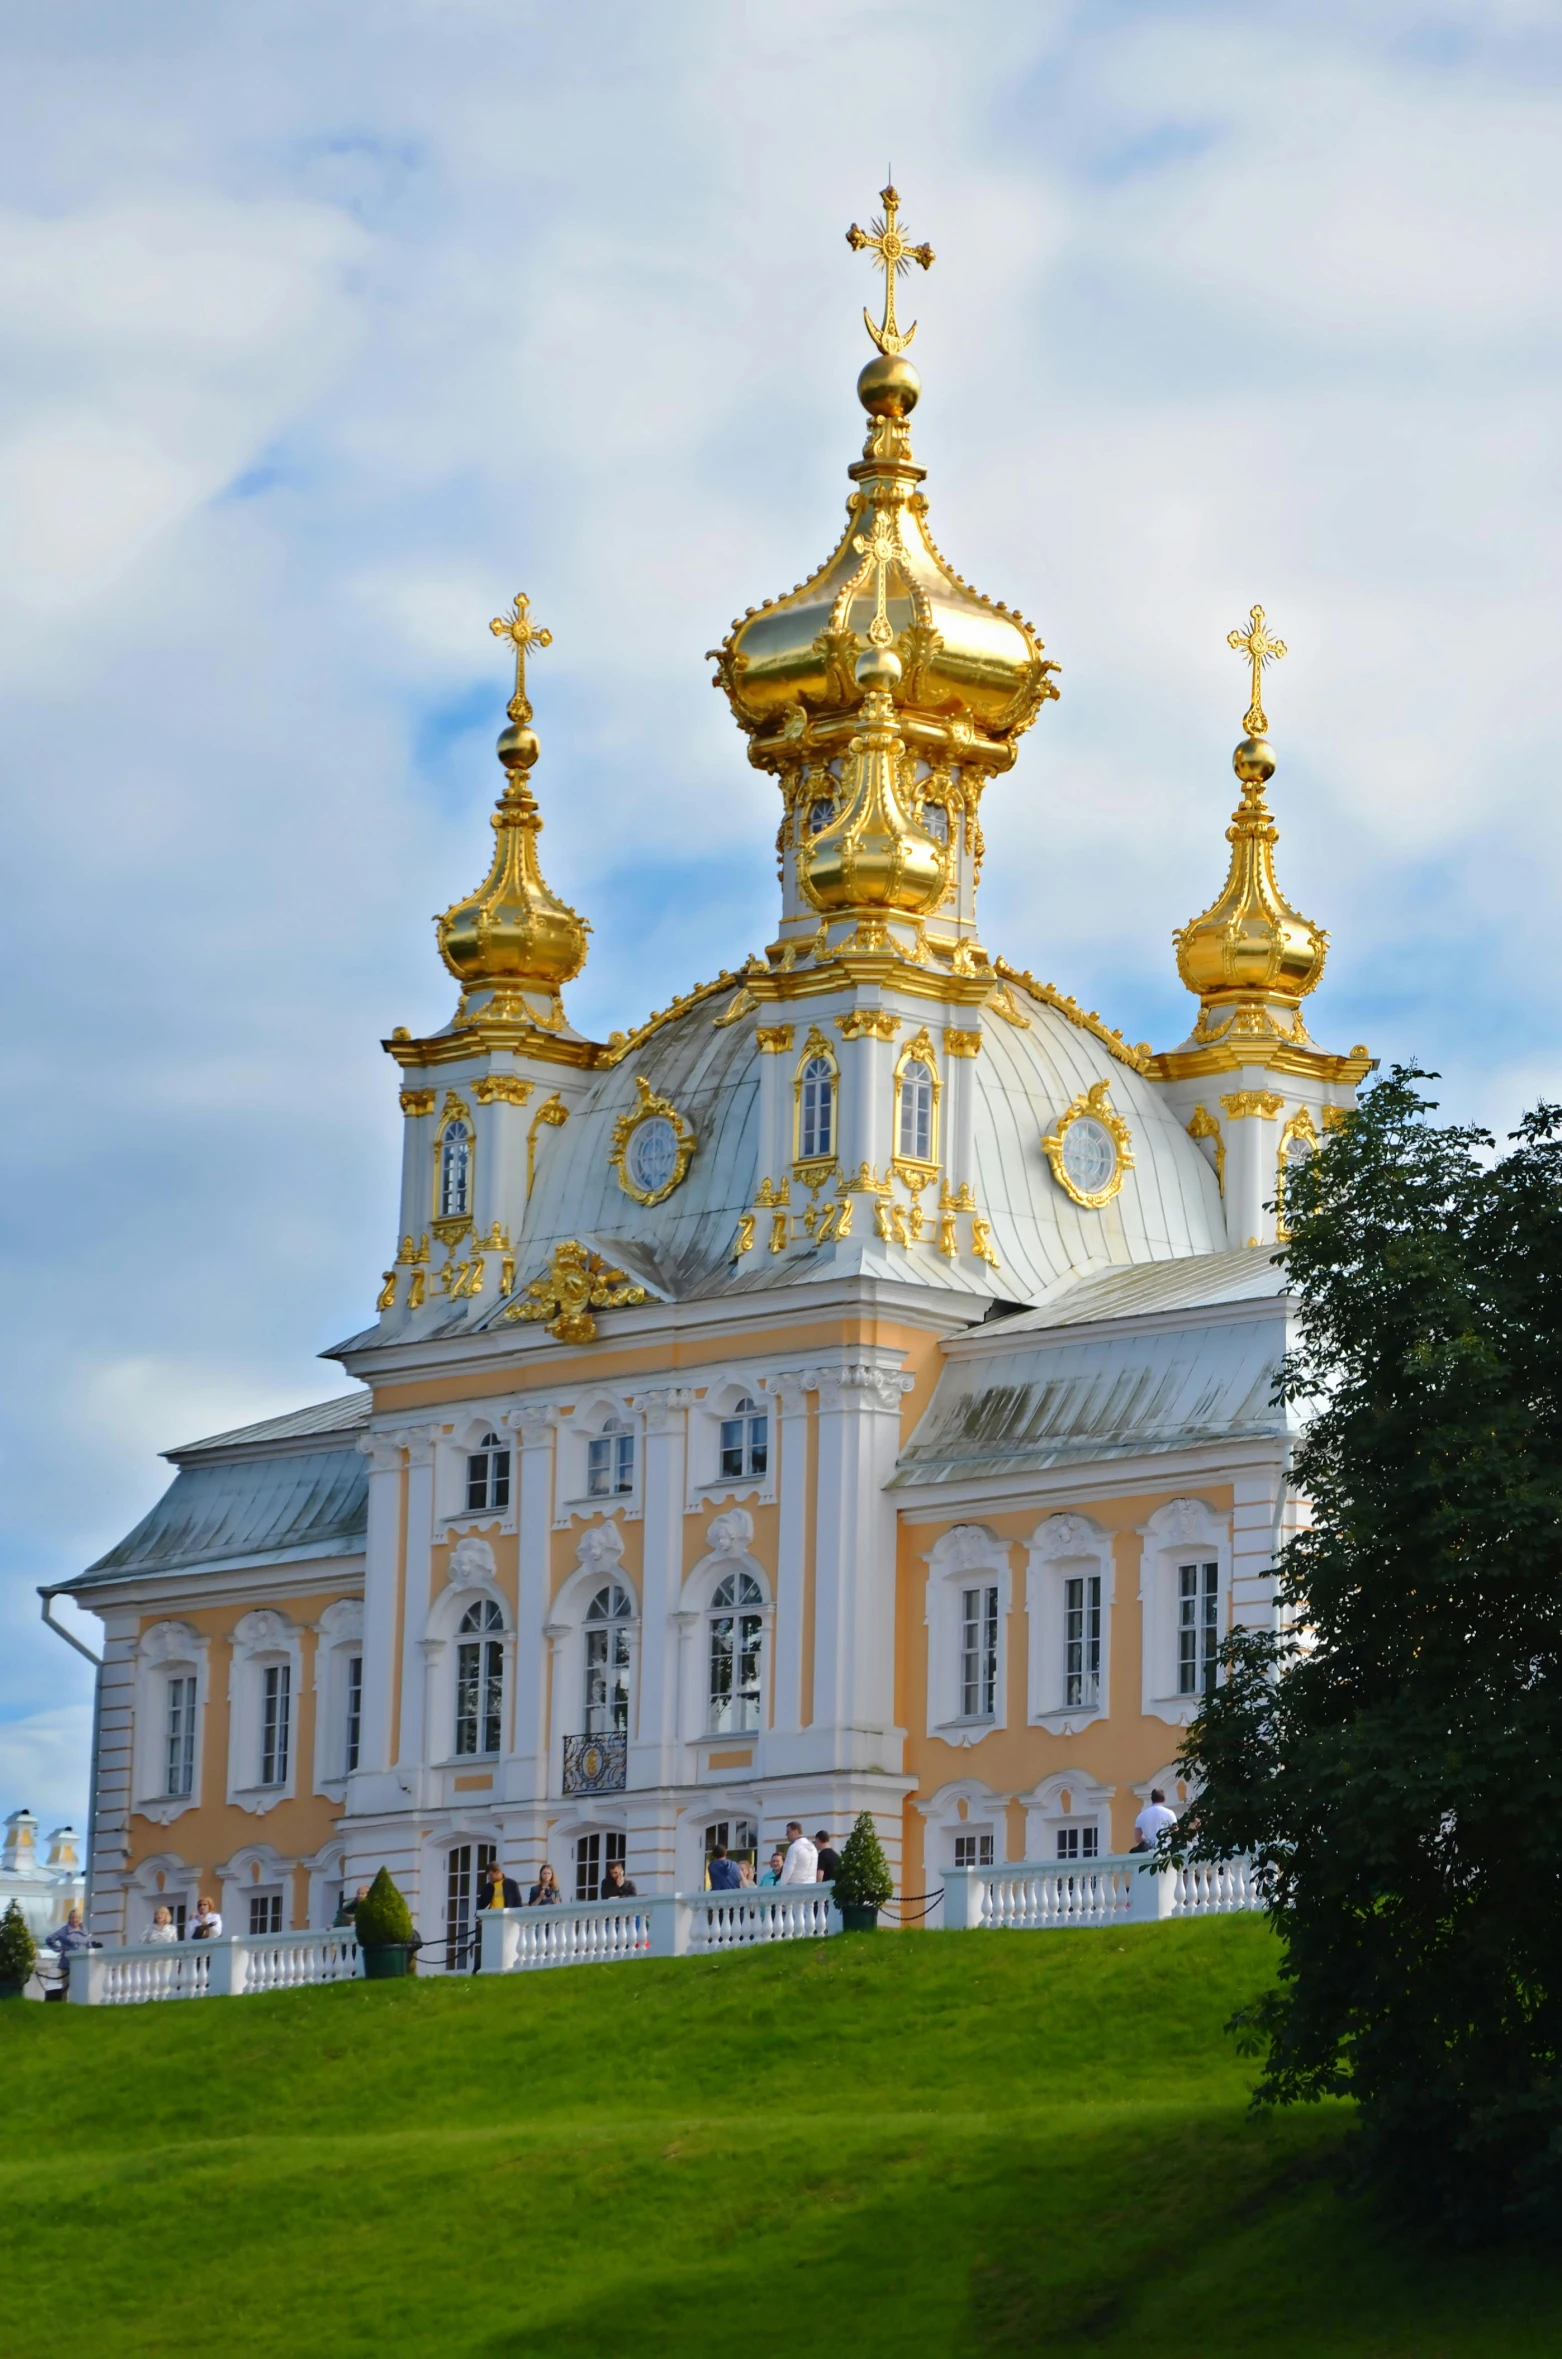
[709,187,1058,780]
[801,651,951,915]
[435,594,589,996]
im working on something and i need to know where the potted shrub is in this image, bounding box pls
[831,1811,894,1932]
[353,1867,415,1980]
[0,1898,36,1998]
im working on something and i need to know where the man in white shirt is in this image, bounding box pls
[777,1821,818,1885]
[1133,1790,1178,1852]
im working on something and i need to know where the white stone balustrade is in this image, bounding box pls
[940,1852,1264,1931]
[478,1884,839,1973]
[70,1926,361,2005]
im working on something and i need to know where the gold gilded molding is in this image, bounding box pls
[430,1214,473,1249]
[769,1211,788,1252]
[992,961,1152,1073]
[608,1074,696,1207]
[1322,1105,1348,1131]
[597,970,746,1068]
[712,984,757,1028]
[407,1269,426,1310]
[526,1092,570,1200]
[735,1214,755,1255]
[836,1009,900,1041]
[1186,1103,1226,1195]
[1221,1090,1285,1120]
[474,1075,534,1107]
[756,1025,795,1053]
[943,1028,981,1057]
[971,1217,1000,1269]
[376,1270,398,1311]
[755,1177,790,1207]
[399,1089,436,1117]
[505,1239,647,1343]
[1042,1081,1134,1210]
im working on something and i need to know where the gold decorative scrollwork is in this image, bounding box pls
[1186,1103,1225,1196]
[1221,1090,1285,1120]
[474,1075,534,1107]
[756,1025,795,1053]
[608,1074,696,1207]
[1042,1081,1134,1210]
[836,1009,900,1041]
[504,1239,647,1343]
[399,1089,436,1117]
[943,1029,981,1058]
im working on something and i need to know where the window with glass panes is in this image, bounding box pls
[1055,1826,1099,1860]
[439,1119,471,1218]
[587,1417,634,1498]
[574,1828,625,1900]
[960,1584,999,1719]
[953,1831,994,1869]
[584,1582,633,1734]
[1177,1561,1220,1696]
[344,1655,362,1775]
[719,1396,767,1480]
[455,1598,504,1754]
[897,1058,934,1163]
[248,1890,283,1935]
[704,1819,759,1878]
[445,1840,496,1970]
[1064,1573,1102,1709]
[165,1674,197,1797]
[465,1430,511,1513]
[798,1056,834,1161]
[708,1570,764,1732]
[260,1663,290,1786]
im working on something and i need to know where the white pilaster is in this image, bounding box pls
[806,1362,912,1771]
[769,1372,813,1737]
[347,1435,407,1815]
[503,1403,558,1802]
[395,1428,437,1801]
[629,1387,696,1790]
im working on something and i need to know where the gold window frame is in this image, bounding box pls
[793,1026,840,1185]
[432,1091,475,1245]
[609,1074,696,1207]
[892,1028,941,1186]
[1041,1081,1133,1210]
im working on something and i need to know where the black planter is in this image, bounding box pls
[0,1977,28,2000]
[839,1903,881,1932]
[359,1942,410,1980]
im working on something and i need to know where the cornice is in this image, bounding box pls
[938,1286,1290,1363]
[1149,1040,1375,1085]
[888,1432,1292,1520]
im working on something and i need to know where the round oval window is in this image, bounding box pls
[1060,1115,1117,1199]
[626,1115,680,1197]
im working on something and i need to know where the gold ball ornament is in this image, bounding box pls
[497,722,540,770]
[1233,736,1276,786]
[857,352,920,418]
[855,644,903,690]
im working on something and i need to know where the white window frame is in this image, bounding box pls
[440,1410,520,1535]
[1019,1769,1116,1864]
[707,1566,765,1736]
[914,1778,1010,1926]
[127,1850,199,1941]
[559,1395,641,1514]
[131,1621,210,1827]
[227,1610,303,1816]
[582,1579,636,1736]
[453,1597,506,1760]
[312,1598,365,1799]
[924,1526,1013,1745]
[687,1375,780,1510]
[464,1428,512,1516]
[677,1522,774,1752]
[1138,1498,1232,1727]
[216,1842,295,1938]
[1026,1513,1116,1734]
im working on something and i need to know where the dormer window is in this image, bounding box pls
[465,1431,511,1514]
[799,1057,834,1162]
[898,1059,934,1164]
[439,1120,471,1219]
[587,1416,634,1499]
[720,1396,768,1481]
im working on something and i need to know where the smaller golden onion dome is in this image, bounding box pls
[435,595,589,995]
[800,665,951,916]
[1174,608,1327,1014]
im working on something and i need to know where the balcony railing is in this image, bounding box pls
[561,1730,627,1795]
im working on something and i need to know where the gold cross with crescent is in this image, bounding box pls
[846,183,934,357]
[490,592,553,724]
[1227,604,1287,739]
[851,511,899,650]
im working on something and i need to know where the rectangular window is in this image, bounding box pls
[1063,1574,1102,1710]
[165,1675,197,1798]
[960,1584,999,1720]
[953,1832,994,1869]
[574,1828,626,1901]
[587,1430,635,1498]
[444,1840,496,1971]
[1177,1562,1220,1697]
[719,1405,768,1481]
[1055,1826,1100,1861]
[704,1820,759,1881]
[260,1663,291,1787]
[344,1656,362,1776]
[248,1890,283,1935]
[455,1640,503,1756]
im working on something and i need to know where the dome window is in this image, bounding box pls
[1042,1082,1134,1210]
[610,1076,695,1207]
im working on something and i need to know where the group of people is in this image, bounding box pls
[706,1823,839,1891]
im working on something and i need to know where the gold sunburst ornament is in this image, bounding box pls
[1042,1082,1134,1210]
[610,1075,696,1206]
[846,181,935,356]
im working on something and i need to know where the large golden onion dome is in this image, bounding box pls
[435,594,590,1007]
[709,186,1058,783]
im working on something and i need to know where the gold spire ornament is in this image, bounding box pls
[847,182,935,356]
[436,596,589,1002]
[1226,604,1287,740]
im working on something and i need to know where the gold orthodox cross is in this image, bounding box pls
[851,511,899,649]
[1227,604,1287,738]
[490,592,553,723]
[846,183,934,357]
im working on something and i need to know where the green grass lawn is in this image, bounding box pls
[4,1918,1559,2355]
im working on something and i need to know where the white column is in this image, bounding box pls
[1220,1091,1280,1249]
[808,1363,913,1769]
[347,1436,407,1814]
[503,1404,558,1803]
[1231,1461,1287,1633]
[769,1372,813,1737]
[629,1388,696,1790]
[947,1028,979,1201]
[396,1429,437,1802]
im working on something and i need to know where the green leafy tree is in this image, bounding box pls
[0,1897,37,1986]
[832,1811,894,1911]
[353,1867,414,1947]
[1179,1069,1562,2241]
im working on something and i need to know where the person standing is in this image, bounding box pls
[813,1831,841,1885]
[601,1860,638,1901]
[45,1904,96,1997]
[1132,1790,1178,1852]
[146,1906,178,1944]
[758,1850,787,1887]
[706,1843,743,1892]
[189,1895,223,1940]
[778,1823,818,1885]
[334,1884,369,1928]
[527,1864,562,1906]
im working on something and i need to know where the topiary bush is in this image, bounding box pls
[0,1897,37,1989]
[832,1811,894,1911]
[353,1867,413,1948]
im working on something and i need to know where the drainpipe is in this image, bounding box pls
[38,1587,103,1930]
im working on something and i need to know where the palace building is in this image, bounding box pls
[63,192,1370,1957]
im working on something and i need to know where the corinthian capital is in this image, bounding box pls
[631,1386,699,1433]
[812,1363,916,1413]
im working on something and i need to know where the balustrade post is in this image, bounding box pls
[645,1896,692,1957]
[68,1948,107,2004]
[940,1866,981,1930]
[1128,1860,1175,1923]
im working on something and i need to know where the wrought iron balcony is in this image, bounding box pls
[562,1730,627,1795]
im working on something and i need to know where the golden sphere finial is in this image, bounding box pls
[858,352,920,419]
[1233,736,1276,787]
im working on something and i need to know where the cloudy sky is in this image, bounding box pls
[3,0,1560,1830]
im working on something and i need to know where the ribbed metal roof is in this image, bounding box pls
[978,1247,1284,1337]
[74,1443,367,1587]
[164,1390,371,1460]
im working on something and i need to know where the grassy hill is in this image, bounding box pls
[5,1918,1560,2355]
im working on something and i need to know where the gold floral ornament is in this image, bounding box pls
[505,1239,647,1344]
[609,1075,696,1207]
[847,180,935,357]
[1042,1081,1134,1210]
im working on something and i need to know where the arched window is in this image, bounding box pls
[584,1582,634,1736]
[798,1056,835,1163]
[720,1395,768,1481]
[898,1058,935,1164]
[709,1569,764,1733]
[807,795,835,837]
[439,1119,472,1219]
[164,1672,197,1799]
[466,1430,511,1514]
[455,1598,503,1756]
[587,1416,635,1499]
